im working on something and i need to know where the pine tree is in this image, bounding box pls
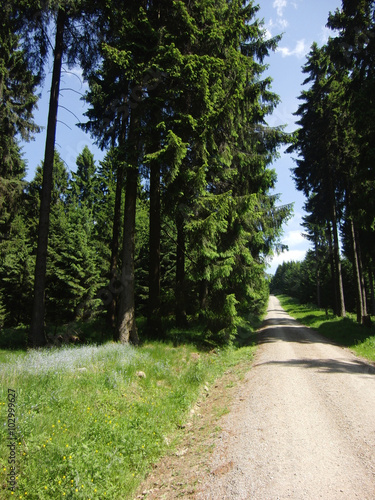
[0,3,40,239]
[288,43,346,317]
[69,145,98,210]
[12,0,108,346]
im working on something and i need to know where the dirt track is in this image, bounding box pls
[196,295,375,499]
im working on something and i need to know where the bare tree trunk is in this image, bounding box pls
[327,224,338,315]
[108,161,125,334]
[369,268,375,317]
[175,212,187,326]
[117,112,139,344]
[29,9,65,347]
[330,185,345,317]
[148,156,161,335]
[350,219,364,323]
[357,238,368,318]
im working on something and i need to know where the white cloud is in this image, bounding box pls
[266,219,311,274]
[267,248,307,274]
[277,39,310,58]
[283,230,306,248]
[273,0,287,18]
[271,0,289,30]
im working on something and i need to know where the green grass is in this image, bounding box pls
[277,295,375,362]
[0,333,256,499]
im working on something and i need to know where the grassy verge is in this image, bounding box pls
[277,294,375,362]
[0,325,257,499]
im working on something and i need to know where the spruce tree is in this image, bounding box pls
[0,3,40,239]
[289,43,346,317]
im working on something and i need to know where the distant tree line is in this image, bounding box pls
[274,0,375,323]
[0,0,291,346]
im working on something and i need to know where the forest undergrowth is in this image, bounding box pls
[0,318,258,499]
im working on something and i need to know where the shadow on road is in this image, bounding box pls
[258,317,334,346]
[254,357,375,376]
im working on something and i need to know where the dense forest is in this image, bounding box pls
[1,0,293,347]
[271,0,375,323]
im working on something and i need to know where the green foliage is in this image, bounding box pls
[2,0,293,344]
[288,3,375,322]
[0,214,34,326]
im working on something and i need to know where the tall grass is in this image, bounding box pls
[0,339,256,499]
[277,295,375,362]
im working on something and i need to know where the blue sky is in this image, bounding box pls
[21,0,343,274]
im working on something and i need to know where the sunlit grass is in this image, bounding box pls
[277,294,375,362]
[0,337,256,499]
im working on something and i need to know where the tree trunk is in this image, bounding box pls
[350,219,364,323]
[148,156,161,335]
[327,224,338,314]
[330,185,345,317]
[117,112,139,344]
[108,161,125,333]
[369,268,375,317]
[357,237,368,318]
[29,9,65,347]
[316,268,321,309]
[175,212,187,326]
[200,279,208,311]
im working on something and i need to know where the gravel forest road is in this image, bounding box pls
[196,295,375,499]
